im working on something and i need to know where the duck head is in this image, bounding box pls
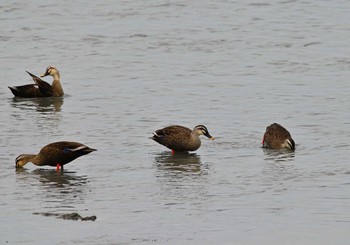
[15,154,35,168]
[193,125,214,140]
[40,66,60,79]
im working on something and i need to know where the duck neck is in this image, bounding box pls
[189,133,201,151]
[27,154,38,164]
[52,78,64,96]
[52,72,60,81]
[190,132,201,144]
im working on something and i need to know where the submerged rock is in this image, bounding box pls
[33,212,96,221]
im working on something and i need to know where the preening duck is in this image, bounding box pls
[262,123,295,151]
[9,66,64,98]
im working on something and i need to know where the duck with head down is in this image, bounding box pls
[262,123,295,151]
[151,125,214,153]
[15,141,96,171]
[9,66,64,98]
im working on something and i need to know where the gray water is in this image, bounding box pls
[1,1,349,244]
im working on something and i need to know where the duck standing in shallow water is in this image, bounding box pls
[151,125,214,153]
[15,141,96,171]
[9,66,64,98]
[262,123,295,151]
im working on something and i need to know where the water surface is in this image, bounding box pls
[1,1,349,244]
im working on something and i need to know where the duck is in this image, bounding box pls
[262,123,295,150]
[151,125,214,153]
[9,66,64,98]
[15,141,96,171]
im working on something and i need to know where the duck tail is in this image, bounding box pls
[8,86,19,96]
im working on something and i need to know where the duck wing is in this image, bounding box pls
[267,123,292,141]
[8,84,42,98]
[26,71,53,96]
[153,125,191,139]
[39,141,96,166]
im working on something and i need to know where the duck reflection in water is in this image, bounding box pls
[15,168,89,209]
[262,147,296,163]
[16,168,88,188]
[154,151,204,175]
[11,96,64,112]
[154,151,210,204]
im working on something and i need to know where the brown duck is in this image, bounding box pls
[9,66,64,98]
[262,123,295,150]
[151,125,214,153]
[15,141,96,171]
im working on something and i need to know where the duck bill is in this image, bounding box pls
[206,134,215,140]
[40,70,50,77]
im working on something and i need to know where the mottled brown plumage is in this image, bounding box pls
[151,125,214,152]
[15,141,96,170]
[262,123,295,150]
[9,66,64,98]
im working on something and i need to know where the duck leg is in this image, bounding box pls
[56,163,63,172]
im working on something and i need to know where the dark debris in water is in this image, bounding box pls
[33,212,96,221]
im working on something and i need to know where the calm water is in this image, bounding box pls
[1,1,349,244]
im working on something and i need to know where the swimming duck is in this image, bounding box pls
[151,125,214,153]
[262,123,295,150]
[15,141,96,171]
[9,66,64,98]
